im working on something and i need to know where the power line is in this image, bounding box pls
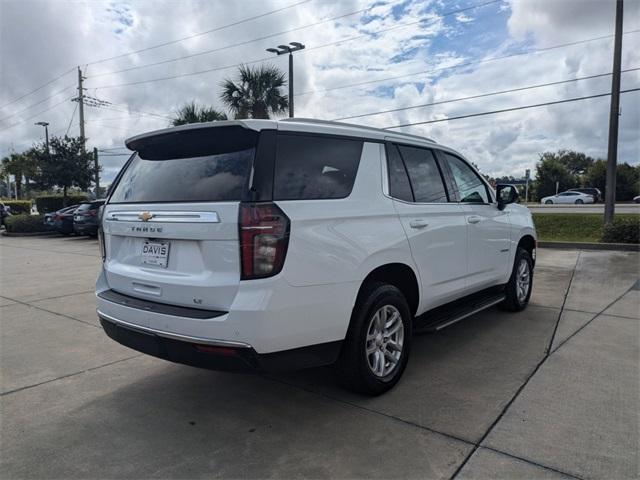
[0,67,75,110]
[90,4,374,78]
[333,67,640,121]
[85,0,313,66]
[383,87,640,129]
[0,85,75,123]
[65,102,78,136]
[0,97,74,132]
[297,29,640,97]
[90,0,501,90]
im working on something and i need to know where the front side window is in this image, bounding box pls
[398,146,448,203]
[443,153,490,204]
[274,134,363,200]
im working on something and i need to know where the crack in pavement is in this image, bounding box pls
[0,354,143,397]
[0,289,95,306]
[0,295,100,329]
[449,251,583,480]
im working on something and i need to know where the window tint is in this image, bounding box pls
[110,126,258,203]
[398,146,448,203]
[274,134,363,200]
[444,153,490,203]
[109,150,254,203]
[386,144,413,202]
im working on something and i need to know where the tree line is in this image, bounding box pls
[530,150,638,201]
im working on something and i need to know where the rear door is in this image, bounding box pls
[102,125,262,311]
[438,151,512,289]
[386,143,468,311]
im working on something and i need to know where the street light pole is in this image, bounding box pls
[266,42,305,118]
[35,121,50,155]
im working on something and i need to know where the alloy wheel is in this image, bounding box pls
[365,305,404,378]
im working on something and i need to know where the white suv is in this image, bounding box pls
[97,119,536,395]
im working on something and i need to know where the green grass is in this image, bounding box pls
[532,213,640,243]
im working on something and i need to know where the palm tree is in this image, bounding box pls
[1,151,37,199]
[171,101,227,126]
[220,65,288,119]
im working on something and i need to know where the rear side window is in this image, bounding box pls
[398,146,448,203]
[110,126,257,203]
[274,134,363,200]
[386,144,413,202]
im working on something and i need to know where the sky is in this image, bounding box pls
[1,0,639,183]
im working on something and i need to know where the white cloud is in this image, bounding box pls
[0,0,638,182]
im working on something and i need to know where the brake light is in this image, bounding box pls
[88,209,97,216]
[238,203,290,280]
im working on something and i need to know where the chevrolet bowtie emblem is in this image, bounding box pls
[138,211,154,222]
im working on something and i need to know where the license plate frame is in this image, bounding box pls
[141,241,170,268]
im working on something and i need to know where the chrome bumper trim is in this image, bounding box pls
[97,310,252,349]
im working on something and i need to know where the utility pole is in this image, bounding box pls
[266,42,305,118]
[35,121,50,155]
[604,0,624,224]
[93,147,100,198]
[77,67,86,149]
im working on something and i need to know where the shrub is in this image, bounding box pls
[1,200,32,214]
[602,218,640,244]
[35,195,87,213]
[4,214,48,233]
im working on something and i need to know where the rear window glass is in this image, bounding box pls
[274,134,363,200]
[110,127,257,203]
[75,203,91,212]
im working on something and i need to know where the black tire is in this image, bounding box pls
[545,200,553,205]
[335,282,412,396]
[501,247,533,311]
[575,199,583,204]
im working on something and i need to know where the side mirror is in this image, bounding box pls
[497,184,518,210]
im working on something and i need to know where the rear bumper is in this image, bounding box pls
[99,314,342,373]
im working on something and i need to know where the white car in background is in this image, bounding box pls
[540,191,594,205]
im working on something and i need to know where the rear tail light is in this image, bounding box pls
[88,209,97,216]
[238,203,290,280]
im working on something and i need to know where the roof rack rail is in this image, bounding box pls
[281,117,435,143]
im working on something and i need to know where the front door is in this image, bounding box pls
[439,152,512,290]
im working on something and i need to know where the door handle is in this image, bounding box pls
[467,215,482,224]
[409,219,429,229]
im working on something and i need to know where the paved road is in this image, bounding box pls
[528,203,640,214]
[1,236,638,479]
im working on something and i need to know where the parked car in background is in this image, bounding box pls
[49,205,79,235]
[634,195,640,204]
[540,191,594,204]
[0,201,10,227]
[568,187,602,202]
[73,200,105,236]
[96,119,536,395]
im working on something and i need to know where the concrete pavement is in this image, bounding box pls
[1,236,638,479]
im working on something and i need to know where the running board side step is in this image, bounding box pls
[414,289,506,333]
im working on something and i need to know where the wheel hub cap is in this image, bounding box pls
[366,305,404,378]
[516,259,531,303]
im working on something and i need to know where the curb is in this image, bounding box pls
[1,231,58,237]
[538,241,640,252]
